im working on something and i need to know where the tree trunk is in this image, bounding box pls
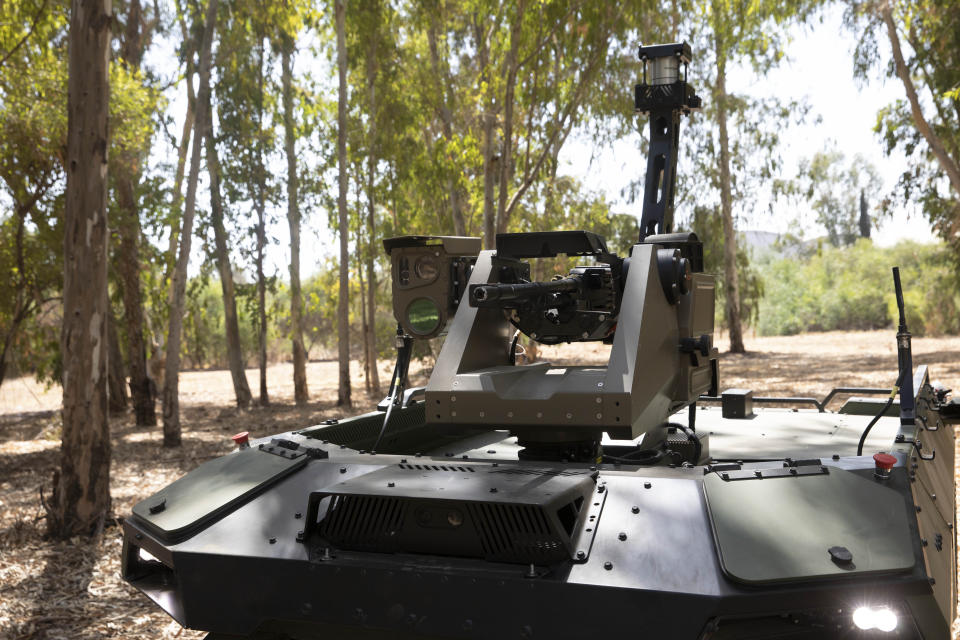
[204,93,252,408]
[166,23,196,285]
[494,5,523,236]
[335,0,351,407]
[50,0,112,538]
[364,20,380,395]
[478,29,497,250]
[881,4,960,197]
[713,38,745,354]
[357,222,370,393]
[107,308,129,414]
[426,12,466,236]
[255,36,269,406]
[116,0,156,426]
[163,0,219,447]
[282,39,308,405]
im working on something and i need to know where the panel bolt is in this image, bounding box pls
[644,481,652,489]
[916,506,922,513]
[921,538,928,546]
[603,561,613,570]
[269,537,277,544]
[388,482,395,487]
[295,512,302,519]
[490,487,498,493]
[631,506,640,514]
[576,550,586,560]
[618,532,627,541]
[832,454,840,460]
[135,533,143,540]
[340,467,347,473]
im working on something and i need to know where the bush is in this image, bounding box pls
[757,240,957,336]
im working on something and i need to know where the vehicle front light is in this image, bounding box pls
[853,606,898,632]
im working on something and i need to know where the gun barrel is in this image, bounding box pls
[471,277,581,305]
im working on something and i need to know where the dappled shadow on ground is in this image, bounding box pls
[0,389,387,640]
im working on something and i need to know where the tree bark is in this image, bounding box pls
[50,0,112,538]
[712,30,745,354]
[364,17,380,395]
[282,38,308,405]
[163,0,218,447]
[494,3,523,237]
[255,36,269,406]
[204,93,252,408]
[426,9,466,236]
[107,307,129,414]
[116,0,156,426]
[335,0,351,407]
[476,21,497,250]
[166,21,196,285]
[881,3,960,198]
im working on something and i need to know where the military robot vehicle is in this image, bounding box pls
[121,42,958,639]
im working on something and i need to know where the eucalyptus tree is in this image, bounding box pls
[277,0,312,404]
[845,0,960,258]
[114,0,162,425]
[215,0,285,407]
[51,0,112,538]
[676,0,817,352]
[163,0,219,447]
[798,149,882,246]
[335,0,350,406]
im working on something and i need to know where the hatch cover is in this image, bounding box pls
[132,447,309,541]
[703,467,915,584]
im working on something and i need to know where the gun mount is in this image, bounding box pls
[119,42,956,640]
[419,228,717,461]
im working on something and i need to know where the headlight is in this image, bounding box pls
[853,606,898,632]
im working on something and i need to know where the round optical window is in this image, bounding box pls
[415,255,439,282]
[407,298,441,335]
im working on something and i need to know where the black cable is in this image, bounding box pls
[509,331,521,365]
[672,422,702,465]
[602,447,666,466]
[857,370,905,456]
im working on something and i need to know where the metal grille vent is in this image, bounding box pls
[315,495,406,550]
[398,464,476,472]
[465,502,565,563]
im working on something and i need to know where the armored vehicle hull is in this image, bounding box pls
[122,366,956,639]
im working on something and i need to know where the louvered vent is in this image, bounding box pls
[465,502,565,563]
[315,495,407,552]
[304,464,597,565]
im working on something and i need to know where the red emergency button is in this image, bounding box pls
[232,431,250,449]
[873,452,896,480]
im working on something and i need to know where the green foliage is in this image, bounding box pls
[689,205,764,328]
[757,240,960,336]
[845,0,960,268]
[796,149,882,247]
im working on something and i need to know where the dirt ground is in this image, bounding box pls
[1,330,959,639]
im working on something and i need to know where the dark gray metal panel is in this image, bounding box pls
[568,475,727,594]
[704,468,916,584]
[131,447,308,540]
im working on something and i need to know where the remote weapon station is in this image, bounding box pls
[122,43,957,639]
